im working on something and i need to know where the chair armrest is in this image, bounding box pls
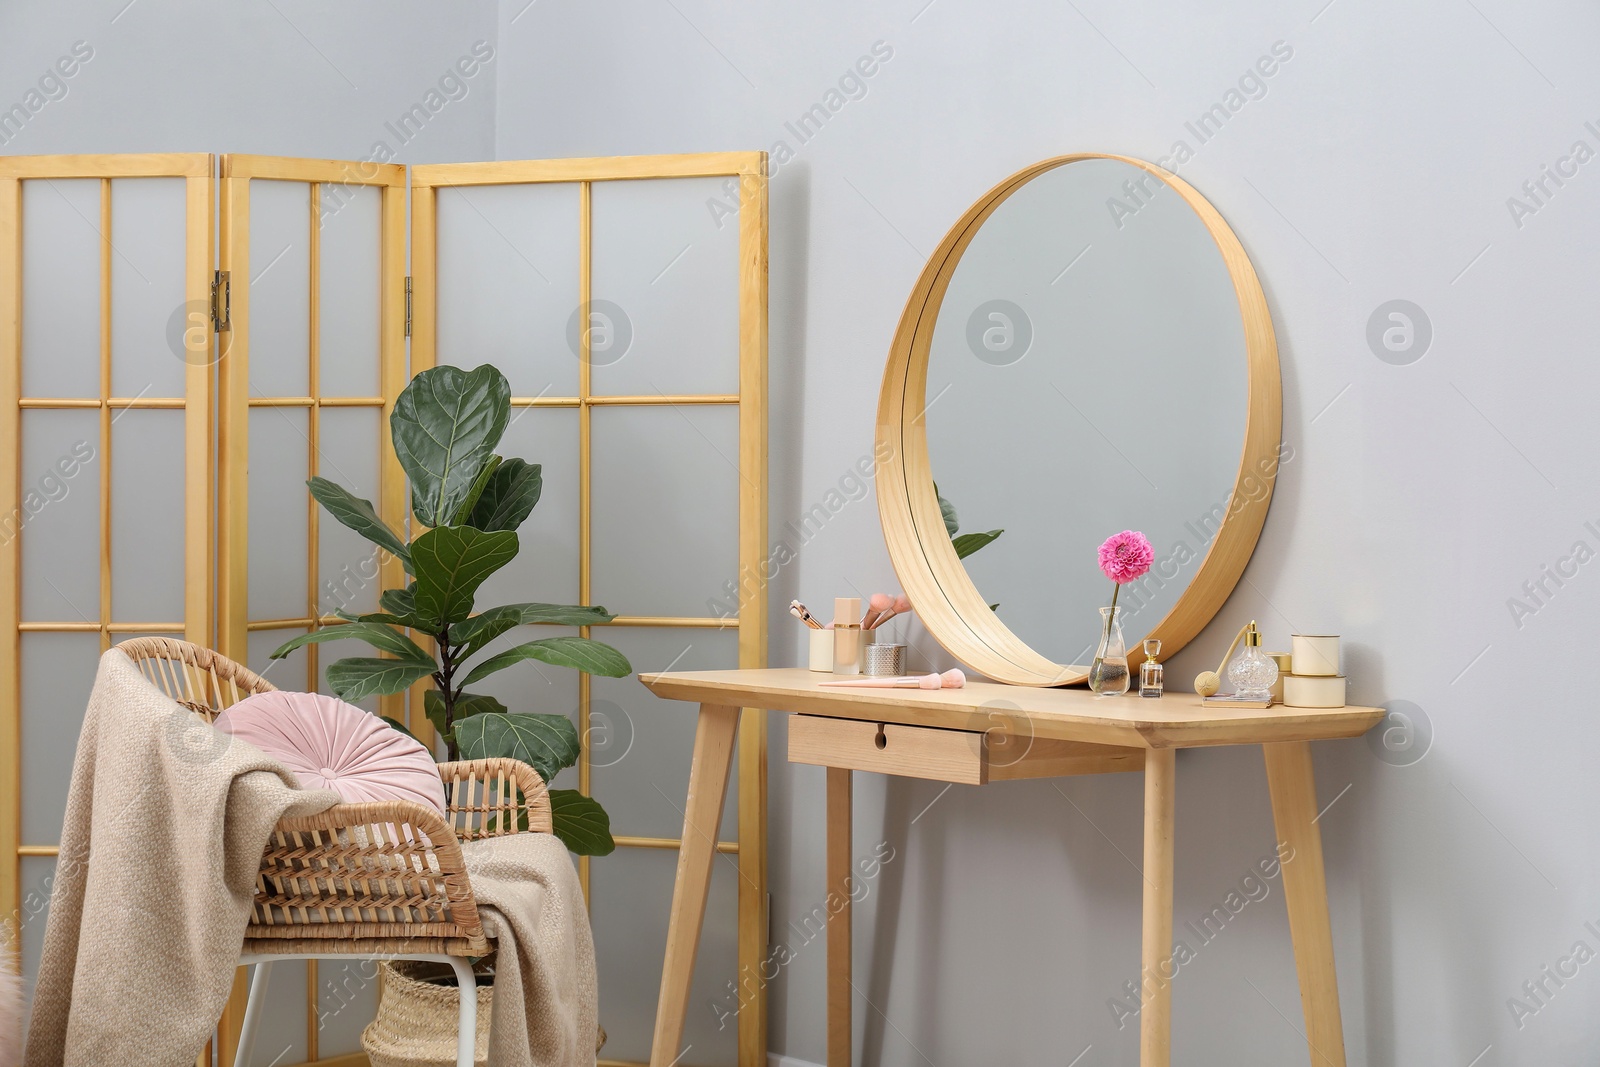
[258,799,485,949]
[437,757,554,838]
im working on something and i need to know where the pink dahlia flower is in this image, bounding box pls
[1098,530,1154,585]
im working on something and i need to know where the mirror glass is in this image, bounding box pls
[923,158,1248,666]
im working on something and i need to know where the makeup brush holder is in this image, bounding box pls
[864,642,905,676]
[809,628,833,672]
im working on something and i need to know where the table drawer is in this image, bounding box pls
[788,714,987,784]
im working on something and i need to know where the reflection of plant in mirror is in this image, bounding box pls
[937,486,1003,610]
[936,487,1003,560]
[269,363,632,855]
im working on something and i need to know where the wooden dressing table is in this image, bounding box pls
[641,667,1383,1067]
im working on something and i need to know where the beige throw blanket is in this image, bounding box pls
[23,650,338,1067]
[462,835,598,1066]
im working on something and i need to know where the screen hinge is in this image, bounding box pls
[405,276,413,338]
[210,270,231,333]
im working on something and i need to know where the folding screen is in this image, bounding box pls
[0,152,215,1043]
[411,152,768,1067]
[0,149,767,1067]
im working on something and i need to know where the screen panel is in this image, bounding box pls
[20,179,99,399]
[0,154,214,1029]
[590,176,741,398]
[589,626,741,841]
[591,404,740,619]
[18,409,99,622]
[18,632,100,848]
[109,178,188,400]
[437,182,581,399]
[591,848,741,1063]
[217,154,406,1067]
[412,152,768,1067]
[110,409,186,623]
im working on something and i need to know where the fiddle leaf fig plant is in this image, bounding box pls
[270,363,630,855]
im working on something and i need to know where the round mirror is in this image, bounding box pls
[877,155,1282,686]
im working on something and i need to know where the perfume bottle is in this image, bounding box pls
[1140,638,1163,698]
[1226,621,1279,702]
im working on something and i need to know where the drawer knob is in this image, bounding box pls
[874,723,887,750]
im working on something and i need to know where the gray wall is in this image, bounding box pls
[0,0,499,162]
[7,1,1599,1064]
[494,2,1600,1065]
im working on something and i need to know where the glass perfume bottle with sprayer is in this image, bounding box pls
[1226,620,1278,702]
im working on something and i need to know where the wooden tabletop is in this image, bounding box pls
[639,668,1385,750]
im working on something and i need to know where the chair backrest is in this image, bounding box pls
[115,636,276,723]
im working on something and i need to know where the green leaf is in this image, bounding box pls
[376,584,433,627]
[423,689,452,743]
[937,488,960,538]
[549,789,615,856]
[380,716,418,741]
[333,608,415,627]
[427,689,514,743]
[324,657,439,702]
[268,622,432,663]
[953,529,1003,560]
[391,363,511,527]
[450,454,503,527]
[460,636,632,687]
[466,458,543,532]
[450,601,617,660]
[307,477,413,572]
[454,692,509,719]
[455,712,580,784]
[411,526,519,626]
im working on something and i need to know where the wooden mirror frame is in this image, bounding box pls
[875,153,1282,686]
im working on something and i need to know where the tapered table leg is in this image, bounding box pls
[827,767,852,1067]
[1141,748,1176,1067]
[650,703,741,1067]
[1263,741,1348,1067]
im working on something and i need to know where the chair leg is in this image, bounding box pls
[448,956,478,1067]
[233,961,272,1067]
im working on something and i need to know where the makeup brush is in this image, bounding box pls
[860,592,894,629]
[868,594,913,629]
[819,669,965,690]
[789,600,823,629]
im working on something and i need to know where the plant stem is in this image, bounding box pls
[1104,582,1121,646]
[436,628,459,761]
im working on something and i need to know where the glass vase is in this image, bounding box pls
[1088,605,1130,696]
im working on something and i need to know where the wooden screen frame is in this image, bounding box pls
[0,151,215,961]
[410,151,770,1067]
[876,153,1283,686]
[216,153,409,1067]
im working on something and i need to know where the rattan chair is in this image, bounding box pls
[116,636,553,1067]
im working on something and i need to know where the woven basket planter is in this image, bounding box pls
[363,960,605,1065]
[363,960,494,1067]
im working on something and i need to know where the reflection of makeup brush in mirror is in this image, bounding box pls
[867,595,912,630]
[789,600,823,629]
[820,669,965,689]
[861,593,894,629]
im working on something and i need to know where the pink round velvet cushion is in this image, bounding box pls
[215,690,446,815]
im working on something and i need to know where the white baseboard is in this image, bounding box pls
[769,1055,824,1067]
